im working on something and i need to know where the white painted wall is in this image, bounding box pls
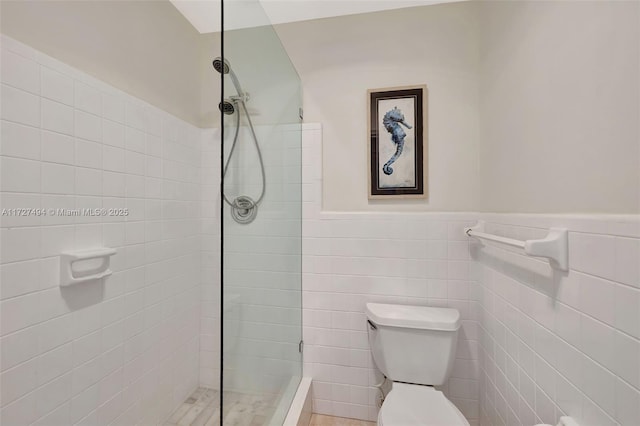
[0,36,201,425]
[0,0,220,128]
[478,1,640,214]
[222,25,302,128]
[276,2,481,212]
[279,0,640,214]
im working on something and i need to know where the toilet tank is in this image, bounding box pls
[366,303,461,386]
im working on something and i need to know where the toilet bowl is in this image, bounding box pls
[377,383,469,426]
[534,417,579,426]
[366,303,469,426]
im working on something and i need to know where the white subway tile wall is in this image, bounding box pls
[199,122,305,400]
[301,126,480,424]
[0,36,201,425]
[474,215,640,426]
[199,128,221,389]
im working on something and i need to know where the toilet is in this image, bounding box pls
[366,303,470,426]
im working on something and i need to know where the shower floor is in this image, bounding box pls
[165,387,277,426]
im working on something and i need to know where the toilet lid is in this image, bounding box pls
[379,383,470,426]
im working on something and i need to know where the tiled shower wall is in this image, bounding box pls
[219,123,302,397]
[198,123,303,398]
[0,36,201,425]
[301,126,481,424]
[475,215,640,426]
[199,128,221,389]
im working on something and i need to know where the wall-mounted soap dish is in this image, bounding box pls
[59,248,117,287]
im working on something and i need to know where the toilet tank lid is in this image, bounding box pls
[366,303,461,331]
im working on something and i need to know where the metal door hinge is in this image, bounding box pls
[299,107,304,121]
[299,340,304,353]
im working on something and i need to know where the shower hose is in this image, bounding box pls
[221,98,266,224]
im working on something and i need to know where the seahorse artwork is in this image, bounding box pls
[382,106,413,175]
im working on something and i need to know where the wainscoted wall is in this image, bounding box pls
[0,35,201,425]
[475,215,640,426]
[301,125,481,424]
[301,125,640,426]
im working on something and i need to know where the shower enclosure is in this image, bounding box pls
[220,0,303,424]
[0,0,302,424]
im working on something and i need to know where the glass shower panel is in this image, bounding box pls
[221,1,302,424]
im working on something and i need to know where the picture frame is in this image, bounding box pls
[368,85,427,199]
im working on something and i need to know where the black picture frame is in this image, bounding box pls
[368,85,427,199]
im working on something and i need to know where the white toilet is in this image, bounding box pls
[366,303,470,426]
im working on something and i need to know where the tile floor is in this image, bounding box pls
[165,388,219,426]
[309,414,376,426]
[166,388,376,426]
[165,387,277,426]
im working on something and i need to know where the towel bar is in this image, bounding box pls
[465,221,568,271]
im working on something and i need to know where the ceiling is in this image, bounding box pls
[170,0,465,33]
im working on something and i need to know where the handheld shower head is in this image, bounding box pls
[212,57,246,99]
[219,100,235,115]
[212,57,230,75]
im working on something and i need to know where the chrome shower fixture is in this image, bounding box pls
[215,57,266,225]
[219,100,235,115]
[213,57,247,100]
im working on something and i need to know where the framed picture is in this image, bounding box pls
[368,85,427,199]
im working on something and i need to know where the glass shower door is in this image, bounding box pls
[220,1,302,424]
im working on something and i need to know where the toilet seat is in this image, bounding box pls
[378,383,470,426]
